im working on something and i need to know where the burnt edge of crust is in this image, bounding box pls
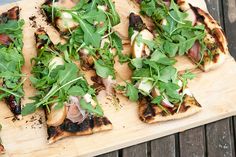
[139,95,201,123]
[190,5,227,54]
[47,115,112,142]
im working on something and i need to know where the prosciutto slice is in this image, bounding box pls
[188,41,201,62]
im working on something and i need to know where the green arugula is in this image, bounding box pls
[22,34,103,116]
[42,0,128,81]
[140,0,206,58]
[0,19,25,102]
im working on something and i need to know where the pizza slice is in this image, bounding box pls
[22,28,112,144]
[136,0,228,71]
[127,13,201,123]
[41,0,125,95]
[175,0,228,71]
[0,6,25,119]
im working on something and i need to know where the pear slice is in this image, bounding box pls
[151,87,161,98]
[47,103,67,127]
[131,29,154,58]
[49,56,64,71]
[137,79,153,95]
[56,11,79,32]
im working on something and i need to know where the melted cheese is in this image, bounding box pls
[49,57,64,70]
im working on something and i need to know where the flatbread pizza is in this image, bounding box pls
[0,6,25,120]
[22,28,112,144]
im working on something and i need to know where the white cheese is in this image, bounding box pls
[138,79,153,95]
[49,56,64,70]
[57,11,78,32]
[182,88,193,96]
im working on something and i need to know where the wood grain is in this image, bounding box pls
[97,151,119,157]
[122,143,148,157]
[205,0,224,26]
[179,127,206,157]
[150,135,176,157]
[223,0,236,63]
[0,0,236,157]
[206,118,235,157]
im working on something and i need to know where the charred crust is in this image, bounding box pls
[35,28,54,51]
[93,116,103,127]
[212,28,227,53]
[139,97,155,122]
[61,118,91,133]
[7,6,20,20]
[5,94,21,118]
[0,144,5,154]
[139,95,201,122]
[0,6,19,23]
[129,13,146,32]
[102,117,112,125]
[190,5,227,55]
[213,53,220,63]
[91,75,105,94]
[47,116,112,140]
[44,0,59,5]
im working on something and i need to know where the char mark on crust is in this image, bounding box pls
[44,0,59,5]
[190,5,228,54]
[0,144,4,154]
[5,94,21,119]
[35,28,53,50]
[0,6,19,23]
[91,75,106,94]
[139,97,155,122]
[129,13,146,32]
[135,0,143,4]
[139,95,201,123]
[47,116,112,143]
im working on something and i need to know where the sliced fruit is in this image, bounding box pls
[185,9,196,25]
[151,87,161,98]
[56,11,79,32]
[49,56,64,70]
[131,29,154,58]
[137,78,153,95]
[47,103,67,127]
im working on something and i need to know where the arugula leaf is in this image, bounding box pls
[94,59,114,78]
[131,58,143,69]
[159,66,177,83]
[68,85,86,96]
[80,98,103,116]
[150,50,176,65]
[151,96,163,105]
[58,63,78,85]
[126,83,139,102]
[22,103,37,116]
[73,15,101,48]
[106,0,120,25]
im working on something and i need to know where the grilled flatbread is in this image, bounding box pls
[139,95,201,123]
[0,6,24,120]
[176,0,229,71]
[34,29,112,144]
[129,13,202,123]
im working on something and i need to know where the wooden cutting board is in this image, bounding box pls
[0,0,236,157]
